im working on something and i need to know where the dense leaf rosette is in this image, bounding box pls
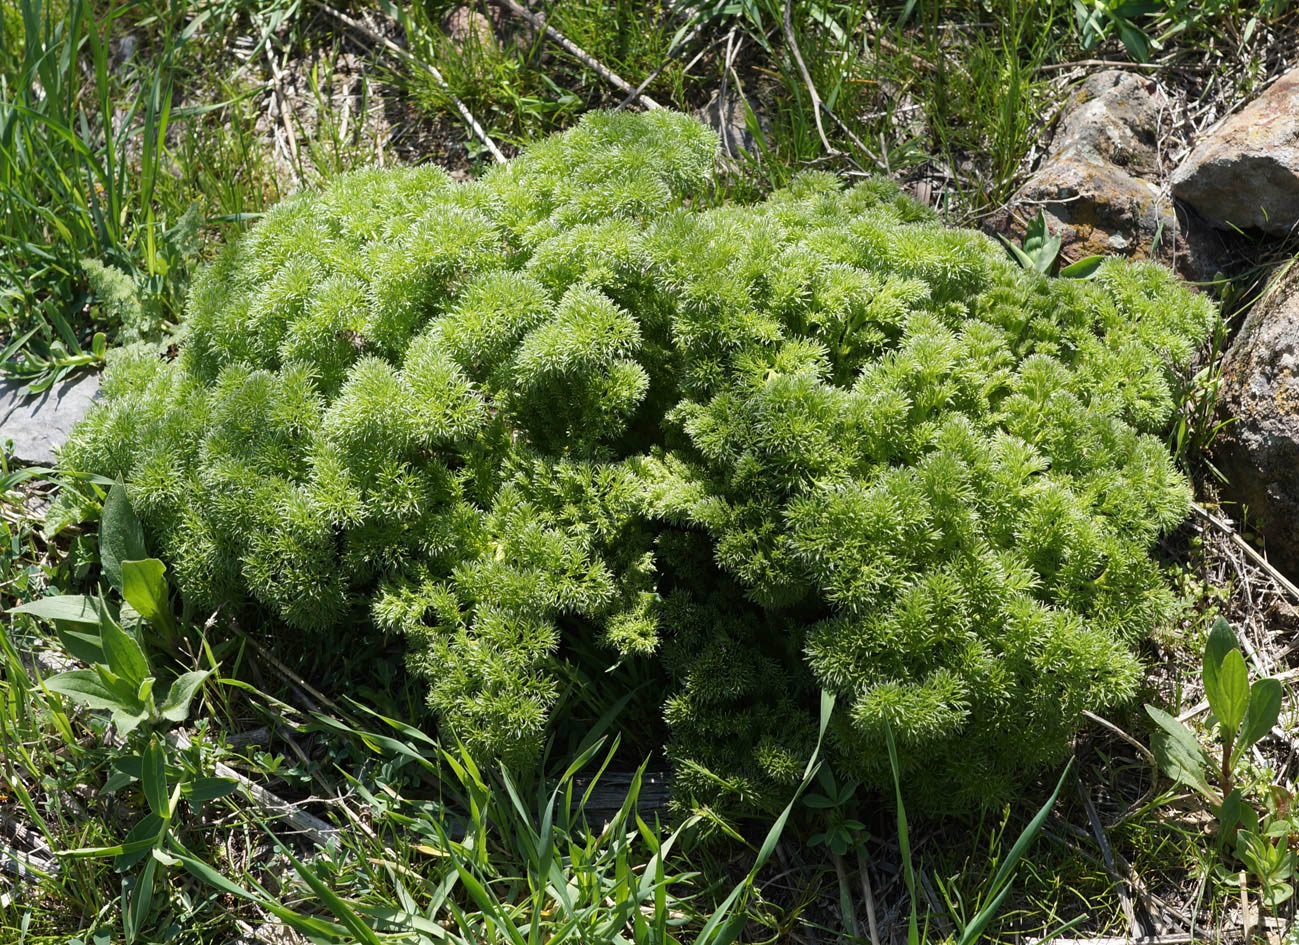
[61,111,1215,809]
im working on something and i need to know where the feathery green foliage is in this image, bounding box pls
[59,110,1216,810]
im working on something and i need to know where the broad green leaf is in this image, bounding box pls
[1059,255,1105,279]
[1113,0,1162,14]
[1000,235,1037,271]
[1237,678,1283,758]
[101,481,148,592]
[1037,233,1062,274]
[158,671,210,723]
[62,829,162,861]
[10,594,103,625]
[95,663,144,710]
[103,769,138,794]
[1203,616,1239,697]
[167,838,252,899]
[150,848,181,867]
[124,850,158,944]
[1113,15,1151,62]
[1145,705,1213,797]
[1021,211,1061,273]
[102,616,150,687]
[142,740,169,820]
[115,813,165,872]
[45,669,124,713]
[184,778,239,803]
[1261,881,1294,908]
[1023,210,1048,255]
[1210,649,1250,736]
[1216,788,1249,852]
[56,626,105,665]
[112,708,150,738]
[121,558,169,625]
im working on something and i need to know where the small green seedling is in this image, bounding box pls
[13,482,192,734]
[1145,616,1292,907]
[1073,0,1162,63]
[1000,209,1105,278]
[1146,617,1282,801]
[0,329,107,396]
[804,768,865,857]
[1234,824,1295,907]
[886,721,1074,945]
[9,482,233,944]
[805,766,869,938]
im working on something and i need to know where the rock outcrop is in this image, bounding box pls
[1172,68,1299,235]
[1215,262,1299,579]
[0,372,101,467]
[696,87,769,160]
[994,71,1224,282]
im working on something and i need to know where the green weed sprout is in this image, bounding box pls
[59,110,1216,811]
[1146,616,1293,907]
[14,483,198,735]
[886,720,1073,945]
[1000,209,1104,279]
[9,482,235,944]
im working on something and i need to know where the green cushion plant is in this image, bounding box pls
[59,110,1216,810]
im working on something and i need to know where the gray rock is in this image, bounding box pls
[441,5,503,51]
[0,372,100,467]
[1050,70,1162,177]
[1214,262,1299,579]
[697,87,769,160]
[993,71,1226,283]
[1172,68,1299,234]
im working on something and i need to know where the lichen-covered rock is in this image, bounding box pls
[996,71,1224,282]
[1172,68,1299,234]
[442,4,500,50]
[1047,70,1163,177]
[1215,262,1299,579]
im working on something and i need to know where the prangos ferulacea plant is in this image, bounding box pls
[60,110,1216,810]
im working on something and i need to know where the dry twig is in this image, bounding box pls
[1192,501,1299,603]
[490,0,662,110]
[264,41,301,181]
[1038,59,1165,72]
[782,0,835,156]
[1082,710,1156,765]
[308,0,507,163]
